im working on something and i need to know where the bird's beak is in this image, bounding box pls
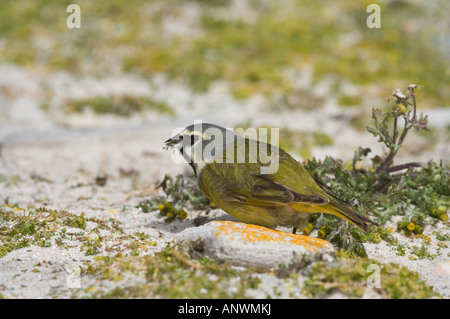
[164,134,183,149]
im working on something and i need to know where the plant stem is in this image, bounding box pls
[385,162,423,173]
[397,115,410,147]
[393,114,398,145]
[375,86,421,175]
[409,86,417,122]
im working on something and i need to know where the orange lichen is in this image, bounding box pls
[211,221,332,251]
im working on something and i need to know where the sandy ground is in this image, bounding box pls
[0,65,449,298]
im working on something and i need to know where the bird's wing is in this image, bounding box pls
[230,174,330,206]
[198,139,330,207]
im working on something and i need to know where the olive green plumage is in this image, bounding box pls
[165,123,376,233]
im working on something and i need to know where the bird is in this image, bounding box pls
[164,123,377,234]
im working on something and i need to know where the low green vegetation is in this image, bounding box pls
[62,95,175,117]
[305,86,449,256]
[0,205,155,258]
[137,174,211,222]
[1,203,442,298]
[300,251,440,298]
[0,1,448,107]
[82,245,261,298]
[77,245,440,298]
[41,95,175,117]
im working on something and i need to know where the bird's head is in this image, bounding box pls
[164,123,235,175]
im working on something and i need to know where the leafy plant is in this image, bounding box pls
[305,85,449,256]
[367,85,429,174]
[137,174,210,221]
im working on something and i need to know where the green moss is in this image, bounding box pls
[302,252,440,298]
[0,175,24,186]
[63,95,175,117]
[0,205,441,299]
[1,1,447,106]
[382,264,439,298]
[410,245,437,260]
[81,235,103,256]
[337,94,363,107]
[63,212,87,229]
[82,245,261,298]
[0,205,146,259]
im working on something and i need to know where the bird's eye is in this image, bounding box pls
[190,134,203,146]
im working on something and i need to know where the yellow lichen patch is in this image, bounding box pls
[211,221,332,252]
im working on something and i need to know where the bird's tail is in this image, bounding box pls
[327,197,378,232]
[310,175,377,232]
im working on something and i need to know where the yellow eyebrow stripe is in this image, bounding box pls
[184,131,206,138]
